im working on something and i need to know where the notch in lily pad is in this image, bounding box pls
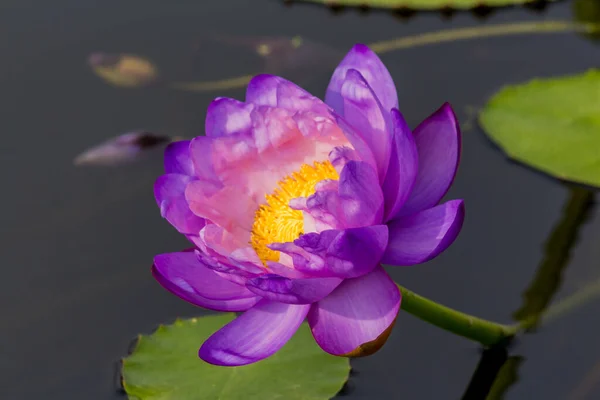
[284,0,558,11]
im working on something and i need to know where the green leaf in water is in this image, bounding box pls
[480,70,600,187]
[290,0,557,11]
[121,314,350,400]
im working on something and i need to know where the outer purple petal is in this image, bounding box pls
[382,109,418,222]
[199,299,310,366]
[153,252,256,300]
[164,140,194,175]
[272,225,389,279]
[246,74,330,115]
[205,97,254,137]
[188,136,223,194]
[152,252,259,312]
[383,199,465,266]
[308,265,400,356]
[399,103,461,216]
[333,69,392,181]
[246,274,343,304]
[154,174,205,235]
[326,43,398,114]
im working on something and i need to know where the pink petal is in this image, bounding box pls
[399,103,461,216]
[187,108,345,235]
[152,251,259,311]
[326,44,398,114]
[186,180,258,235]
[382,109,419,222]
[199,299,310,366]
[383,199,465,266]
[308,266,400,356]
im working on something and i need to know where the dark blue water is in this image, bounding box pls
[2,0,600,398]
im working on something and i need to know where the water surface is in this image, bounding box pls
[2,0,600,398]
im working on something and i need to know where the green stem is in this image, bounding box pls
[397,284,517,347]
[369,21,599,54]
[398,272,600,347]
[172,20,600,92]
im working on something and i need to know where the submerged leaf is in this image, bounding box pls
[573,0,600,41]
[289,0,558,10]
[121,315,350,400]
[88,53,158,87]
[480,70,600,187]
[74,132,171,166]
[173,35,342,92]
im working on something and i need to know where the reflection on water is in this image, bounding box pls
[513,186,595,329]
[2,0,600,399]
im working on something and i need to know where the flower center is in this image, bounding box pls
[250,161,339,265]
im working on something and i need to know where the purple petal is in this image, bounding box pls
[188,136,223,194]
[332,69,392,181]
[337,161,384,226]
[308,266,400,356]
[273,225,389,279]
[164,140,194,175]
[152,251,259,312]
[329,146,359,174]
[154,174,205,235]
[382,109,418,222]
[383,199,465,266]
[246,274,343,304]
[205,97,254,137]
[326,44,398,114]
[333,114,378,175]
[295,161,384,230]
[245,74,330,115]
[199,299,310,366]
[399,103,461,216]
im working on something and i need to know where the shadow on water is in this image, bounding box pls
[459,184,595,399]
[512,187,595,329]
[282,0,563,19]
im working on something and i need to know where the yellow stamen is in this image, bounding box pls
[250,161,339,265]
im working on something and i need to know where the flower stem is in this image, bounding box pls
[397,284,517,347]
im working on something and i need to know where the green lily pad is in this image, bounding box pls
[291,0,557,10]
[479,70,600,187]
[121,314,350,400]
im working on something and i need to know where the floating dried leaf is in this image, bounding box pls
[74,132,171,166]
[88,53,158,87]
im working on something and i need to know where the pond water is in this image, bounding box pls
[3,0,600,398]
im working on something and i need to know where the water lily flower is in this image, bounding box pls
[153,44,464,366]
